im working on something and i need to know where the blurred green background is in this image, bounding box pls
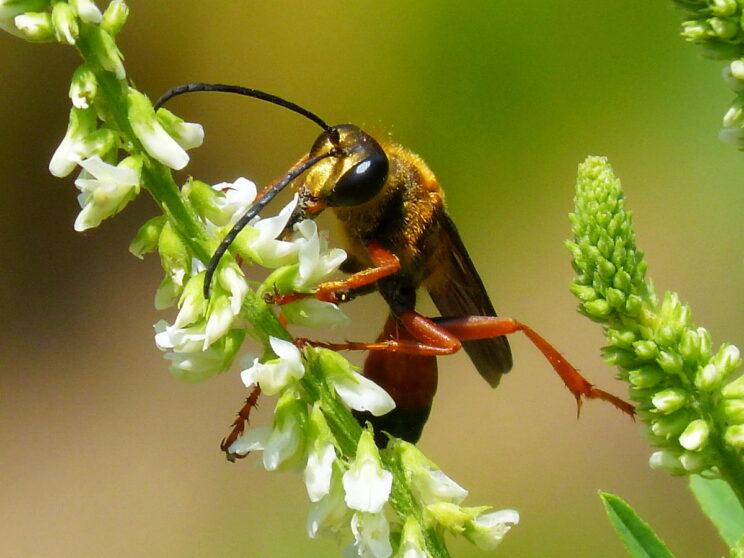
[2,1,743,556]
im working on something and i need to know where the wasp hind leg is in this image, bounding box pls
[300,310,634,418]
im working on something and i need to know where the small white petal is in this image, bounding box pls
[228,426,270,457]
[263,417,302,471]
[204,297,235,348]
[132,117,189,170]
[334,371,395,416]
[412,468,468,505]
[270,336,302,362]
[304,443,336,502]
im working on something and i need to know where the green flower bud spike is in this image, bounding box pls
[568,156,744,506]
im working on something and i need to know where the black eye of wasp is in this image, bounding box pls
[327,146,389,207]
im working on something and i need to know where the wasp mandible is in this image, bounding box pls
[155,83,634,451]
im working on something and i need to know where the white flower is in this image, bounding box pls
[50,108,116,177]
[343,430,392,513]
[128,88,189,170]
[73,156,141,231]
[294,219,347,288]
[321,351,395,416]
[464,509,519,551]
[240,196,300,267]
[153,320,236,382]
[263,391,307,471]
[227,426,270,458]
[174,273,206,328]
[304,442,336,502]
[218,262,248,314]
[241,336,305,395]
[210,177,257,226]
[204,295,235,349]
[308,467,349,539]
[348,512,392,558]
[70,0,102,23]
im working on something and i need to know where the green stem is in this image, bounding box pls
[711,433,744,510]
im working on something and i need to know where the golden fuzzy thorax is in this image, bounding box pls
[313,143,445,282]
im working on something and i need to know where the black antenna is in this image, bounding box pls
[155,82,340,144]
[203,149,341,298]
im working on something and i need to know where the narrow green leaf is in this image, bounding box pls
[599,492,675,558]
[690,475,744,547]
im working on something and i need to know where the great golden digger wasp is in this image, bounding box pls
[156,83,634,450]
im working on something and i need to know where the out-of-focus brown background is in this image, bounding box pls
[2,2,743,556]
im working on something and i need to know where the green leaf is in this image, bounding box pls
[689,475,744,547]
[599,492,675,558]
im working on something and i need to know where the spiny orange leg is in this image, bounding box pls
[221,385,262,462]
[299,311,634,418]
[268,242,400,305]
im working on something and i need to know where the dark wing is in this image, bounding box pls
[426,210,513,387]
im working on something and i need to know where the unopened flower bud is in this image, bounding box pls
[657,351,683,374]
[650,410,689,438]
[156,107,204,150]
[633,340,658,361]
[679,451,709,473]
[87,26,125,79]
[724,425,744,448]
[128,88,189,170]
[709,17,738,40]
[723,399,744,424]
[652,387,687,414]
[69,64,98,109]
[711,0,737,17]
[722,375,744,399]
[101,0,128,35]
[628,365,664,389]
[649,450,684,474]
[129,215,165,259]
[51,2,78,45]
[678,419,710,451]
[569,284,596,302]
[69,0,101,23]
[583,299,611,319]
[14,11,53,41]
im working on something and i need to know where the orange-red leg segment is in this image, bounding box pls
[272,242,400,304]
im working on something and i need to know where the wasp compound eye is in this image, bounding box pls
[327,147,389,207]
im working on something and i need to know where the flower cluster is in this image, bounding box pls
[567,157,744,482]
[674,0,744,148]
